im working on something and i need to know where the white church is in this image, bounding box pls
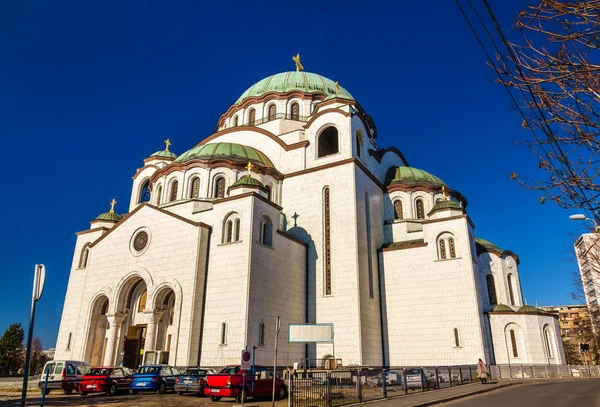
[55,59,565,369]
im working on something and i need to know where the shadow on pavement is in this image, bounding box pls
[3,394,134,406]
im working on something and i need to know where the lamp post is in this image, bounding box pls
[569,214,598,229]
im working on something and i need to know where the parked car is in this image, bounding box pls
[38,360,91,395]
[175,368,215,396]
[204,365,287,403]
[404,368,436,390]
[129,365,181,394]
[78,366,133,396]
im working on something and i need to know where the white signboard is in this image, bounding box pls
[241,350,251,369]
[288,324,333,343]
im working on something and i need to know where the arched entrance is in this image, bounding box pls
[152,287,176,358]
[85,295,109,365]
[116,276,148,368]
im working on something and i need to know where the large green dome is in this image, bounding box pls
[235,71,354,104]
[174,142,274,168]
[385,166,448,187]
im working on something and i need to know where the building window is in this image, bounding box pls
[258,322,265,346]
[268,104,277,120]
[220,323,227,345]
[508,274,516,306]
[356,129,364,158]
[448,238,456,258]
[415,199,425,219]
[248,108,256,126]
[169,180,178,202]
[79,243,90,268]
[260,216,273,246]
[544,327,553,358]
[139,179,151,203]
[510,329,518,357]
[156,185,162,205]
[190,177,201,199]
[393,200,403,220]
[318,127,339,158]
[265,185,272,201]
[486,274,497,305]
[223,213,240,243]
[66,332,72,351]
[226,220,233,243]
[290,103,299,120]
[233,115,238,127]
[215,177,226,198]
[439,239,447,259]
[324,187,332,295]
[454,328,460,347]
[235,219,241,241]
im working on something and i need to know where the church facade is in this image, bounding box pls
[55,64,565,368]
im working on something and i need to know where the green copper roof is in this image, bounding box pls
[492,304,514,312]
[235,71,354,104]
[95,212,123,222]
[518,305,543,314]
[428,199,463,215]
[385,166,448,187]
[381,239,426,250]
[150,150,177,159]
[475,238,503,256]
[174,142,274,168]
[231,176,264,188]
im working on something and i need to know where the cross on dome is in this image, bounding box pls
[109,199,117,214]
[164,138,172,152]
[292,54,304,72]
[292,212,300,227]
[334,81,340,96]
[442,186,448,201]
[245,161,254,177]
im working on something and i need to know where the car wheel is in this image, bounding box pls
[276,385,288,400]
[177,391,184,395]
[210,396,221,402]
[42,389,51,396]
[129,389,138,395]
[107,383,117,396]
[63,384,74,395]
[157,382,167,394]
[80,392,88,397]
[235,389,248,404]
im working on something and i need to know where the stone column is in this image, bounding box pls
[143,310,164,353]
[103,313,126,366]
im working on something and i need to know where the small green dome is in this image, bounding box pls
[385,166,448,187]
[518,305,541,314]
[150,150,177,159]
[174,142,274,168]
[475,238,503,256]
[492,304,514,312]
[235,71,354,104]
[429,199,462,214]
[231,176,264,188]
[95,212,123,222]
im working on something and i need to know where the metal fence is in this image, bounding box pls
[288,366,478,407]
[491,364,600,379]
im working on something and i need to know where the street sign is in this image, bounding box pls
[33,264,46,301]
[241,350,251,369]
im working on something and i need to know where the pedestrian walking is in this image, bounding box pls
[477,359,488,384]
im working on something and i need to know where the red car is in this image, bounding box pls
[204,365,287,403]
[78,366,133,396]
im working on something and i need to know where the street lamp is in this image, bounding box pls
[569,214,598,229]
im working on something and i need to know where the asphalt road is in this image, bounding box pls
[444,379,600,407]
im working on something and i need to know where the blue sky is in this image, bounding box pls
[0,0,590,348]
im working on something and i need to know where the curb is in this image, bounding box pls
[407,382,522,406]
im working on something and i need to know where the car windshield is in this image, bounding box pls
[183,370,207,376]
[138,366,160,374]
[87,368,112,375]
[218,366,241,374]
[44,363,55,375]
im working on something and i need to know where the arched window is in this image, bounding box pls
[223,213,241,243]
[394,200,403,220]
[226,220,233,243]
[454,328,461,347]
[356,129,364,158]
[190,177,201,199]
[139,179,151,203]
[79,243,90,268]
[215,177,226,198]
[268,104,277,120]
[138,290,147,312]
[248,109,256,126]
[156,185,162,205]
[235,219,241,242]
[290,103,300,120]
[439,239,447,259]
[544,326,553,358]
[233,115,238,127]
[258,322,265,346]
[220,322,227,345]
[448,238,456,258]
[510,329,518,357]
[318,127,339,158]
[169,180,178,202]
[265,186,272,201]
[415,199,425,219]
[260,215,273,246]
[508,274,516,306]
[486,274,497,305]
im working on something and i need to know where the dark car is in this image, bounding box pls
[129,365,181,394]
[79,366,133,396]
[175,368,214,396]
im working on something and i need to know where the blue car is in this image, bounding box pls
[129,365,181,394]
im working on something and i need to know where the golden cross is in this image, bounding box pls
[442,186,448,201]
[109,198,117,214]
[164,138,171,152]
[334,81,340,97]
[245,161,254,177]
[292,54,304,72]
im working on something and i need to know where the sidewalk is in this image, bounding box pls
[361,381,520,407]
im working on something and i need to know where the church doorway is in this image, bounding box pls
[117,277,148,368]
[84,295,109,365]
[153,287,176,358]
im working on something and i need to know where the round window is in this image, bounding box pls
[133,231,149,252]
